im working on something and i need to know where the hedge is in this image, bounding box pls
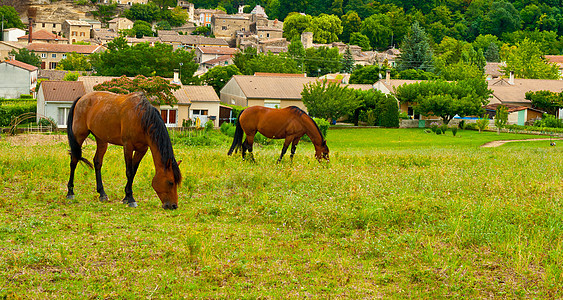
[0,102,37,127]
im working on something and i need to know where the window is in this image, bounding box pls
[264,100,280,109]
[52,54,57,58]
[42,23,46,28]
[49,62,57,69]
[267,33,270,38]
[41,53,47,58]
[62,54,67,59]
[58,107,70,127]
[80,32,85,36]
[192,110,208,116]
[160,109,177,126]
[72,31,77,36]
[222,26,227,30]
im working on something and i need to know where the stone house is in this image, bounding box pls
[211,14,250,45]
[195,46,238,63]
[0,41,24,61]
[108,18,134,32]
[195,9,226,27]
[17,29,68,45]
[0,59,38,98]
[26,43,105,70]
[62,20,92,44]
[31,21,63,36]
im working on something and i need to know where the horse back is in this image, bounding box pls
[73,91,145,146]
[240,106,305,139]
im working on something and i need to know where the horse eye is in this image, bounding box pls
[167,181,174,186]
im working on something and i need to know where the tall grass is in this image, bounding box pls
[0,129,561,298]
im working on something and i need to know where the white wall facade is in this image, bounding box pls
[0,63,37,98]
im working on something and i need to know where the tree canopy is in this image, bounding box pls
[301,80,360,122]
[93,75,180,106]
[8,48,41,67]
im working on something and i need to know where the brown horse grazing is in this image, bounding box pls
[66,91,182,209]
[227,106,329,162]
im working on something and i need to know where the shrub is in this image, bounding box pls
[379,98,400,128]
[20,94,33,99]
[204,120,214,132]
[451,126,458,136]
[313,117,330,139]
[430,121,440,133]
[0,102,37,126]
[464,123,478,130]
[534,114,563,128]
[182,118,193,127]
[475,115,490,133]
[458,120,466,130]
[439,124,448,134]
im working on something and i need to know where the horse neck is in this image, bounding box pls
[148,138,167,173]
[301,116,324,145]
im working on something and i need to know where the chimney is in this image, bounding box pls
[509,71,514,85]
[172,69,180,84]
[27,8,37,44]
[385,69,390,84]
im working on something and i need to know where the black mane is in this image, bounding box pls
[288,106,325,142]
[136,95,182,184]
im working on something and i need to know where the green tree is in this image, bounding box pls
[132,20,154,38]
[304,46,341,77]
[282,13,312,41]
[379,95,400,128]
[93,75,180,105]
[394,79,491,124]
[500,38,560,79]
[200,65,242,93]
[192,26,211,36]
[525,90,563,115]
[90,38,198,81]
[309,14,342,44]
[233,47,257,75]
[151,0,177,10]
[56,52,92,71]
[397,21,433,72]
[245,52,300,75]
[483,42,500,62]
[341,46,354,73]
[288,37,306,72]
[123,3,161,23]
[340,11,361,43]
[63,72,80,81]
[8,48,41,67]
[480,0,521,37]
[301,80,360,122]
[161,6,189,27]
[349,32,371,51]
[360,14,393,50]
[331,0,343,16]
[91,3,117,23]
[0,5,25,30]
[349,65,389,84]
[494,105,508,134]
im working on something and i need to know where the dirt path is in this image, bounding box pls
[481,138,563,148]
[1,133,95,147]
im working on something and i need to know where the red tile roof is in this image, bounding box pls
[3,59,38,71]
[197,46,238,55]
[26,43,105,54]
[40,81,86,102]
[18,29,67,41]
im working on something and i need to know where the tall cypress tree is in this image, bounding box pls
[397,21,433,72]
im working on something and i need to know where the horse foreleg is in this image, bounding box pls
[290,137,301,161]
[243,135,256,162]
[94,141,109,202]
[122,146,137,207]
[122,147,147,208]
[277,138,292,163]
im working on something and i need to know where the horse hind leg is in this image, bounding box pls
[94,140,109,202]
[277,138,292,163]
[243,135,256,162]
[67,131,89,200]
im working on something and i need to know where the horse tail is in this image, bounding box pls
[227,110,245,156]
[67,97,93,169]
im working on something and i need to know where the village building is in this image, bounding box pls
[36,80,85,127]
[0,41,24,61]
[31,21,63,36]
[62,20,92,44]
[17,29,68,45]
[26,43,105,70]
[2,28,26,42]
[0,59,38,99]
[108,18,134,32]
[159,34,229,50]
[195,9,226,27]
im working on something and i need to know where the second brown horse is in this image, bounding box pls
[227,106,329,162]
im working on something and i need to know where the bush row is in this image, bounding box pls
[0,103,37,127]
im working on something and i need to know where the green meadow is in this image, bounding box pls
[0,128,562,298]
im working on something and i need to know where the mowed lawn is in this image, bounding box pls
[0,128,562,298]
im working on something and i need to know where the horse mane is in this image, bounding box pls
[136,94,182,184]
[288,106,326,142]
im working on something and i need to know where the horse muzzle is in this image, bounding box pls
[162,202,178,210]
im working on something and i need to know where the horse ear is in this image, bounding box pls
[177,160,182,166]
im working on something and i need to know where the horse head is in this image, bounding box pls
[152,159,182,210]
[314,140,330,162]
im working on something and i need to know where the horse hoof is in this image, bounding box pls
[66,194,74,200]
[128,202,138,208]
[99,195,108,202]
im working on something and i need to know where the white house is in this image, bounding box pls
[36,80,86,128]
[2,28,26,42]
[0,60,38,99]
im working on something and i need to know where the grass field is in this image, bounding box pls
[0,128,562,298]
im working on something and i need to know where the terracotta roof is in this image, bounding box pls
[78,76,119,93]
[346,84,373,91]
[3,59,38,71]
[40,81,86,102]
[231,75,317,99]
[18,29,67,41]
[0,41,25,49]
[485,62,503,77]
[109,18,133,23]
[255,72,306,77]
[488,78,563,105]
[202,54,233,65]
[157,30,179,36]
[65,20,91,26]
[545,55,563,64]
[197,46,238,55]
[484,103,545,113]
[39,69,68,80]
[26,43,104,54]
[175,85,219,103]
